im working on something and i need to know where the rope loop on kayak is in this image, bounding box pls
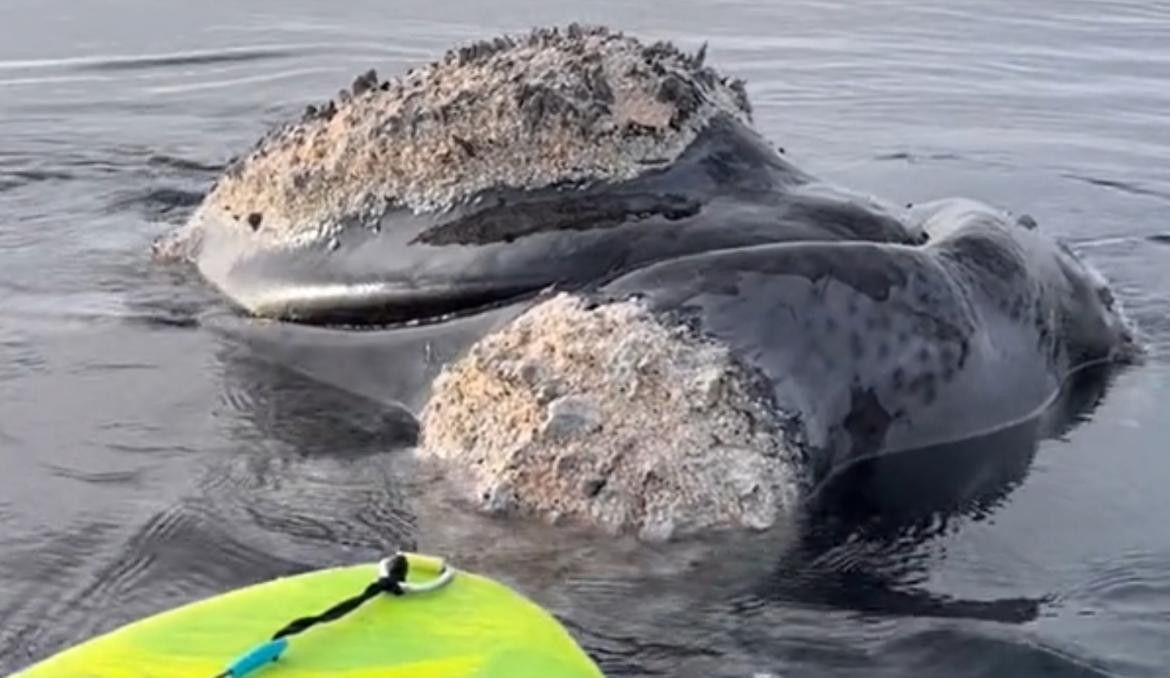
[213,552,454,678]
[271,554,408,640]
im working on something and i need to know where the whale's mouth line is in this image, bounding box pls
[245,281,550,331]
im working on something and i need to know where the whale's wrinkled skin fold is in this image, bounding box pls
[160,24,1138,538]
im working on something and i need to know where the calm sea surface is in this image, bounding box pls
[2,1,1170,676]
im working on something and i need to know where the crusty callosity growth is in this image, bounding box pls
[170,24,754,256]
[418,294,804,541]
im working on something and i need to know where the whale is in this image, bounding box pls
[156,25,1139,539]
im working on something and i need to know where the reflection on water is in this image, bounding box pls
[2,0,1170,676]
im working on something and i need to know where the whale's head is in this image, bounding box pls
[1009,210,1140,366]
[1051,238,1141,365]
[907,198,1139,368]
[153,25,797,326]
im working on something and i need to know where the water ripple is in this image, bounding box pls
[2,2,1170,677]
[144,66,344,95]
[1063,174,1170,203]
[881,628,1122,678]
[0,46,299,73]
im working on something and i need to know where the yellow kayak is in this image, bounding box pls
[14,553,603,678]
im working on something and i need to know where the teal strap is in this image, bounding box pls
[216,638,287,678]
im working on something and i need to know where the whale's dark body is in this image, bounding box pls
[173,25,1136,488]
[213,192,1134,483]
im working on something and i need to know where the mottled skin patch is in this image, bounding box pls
[841,387,897,467]
[603,199,1137,474]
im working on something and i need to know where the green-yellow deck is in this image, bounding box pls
[14,554,603,678]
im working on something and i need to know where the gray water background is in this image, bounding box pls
[2,1,1170,676]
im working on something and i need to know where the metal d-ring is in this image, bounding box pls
[379,553,455,594]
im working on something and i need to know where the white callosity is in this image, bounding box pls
[419,294,804,541]
[156,24,752,260]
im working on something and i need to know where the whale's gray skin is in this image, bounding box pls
[600,198,1136,478]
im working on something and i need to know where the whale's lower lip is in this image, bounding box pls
[230,280,548,328]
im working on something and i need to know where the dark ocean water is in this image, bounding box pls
[2,1,1169,676]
